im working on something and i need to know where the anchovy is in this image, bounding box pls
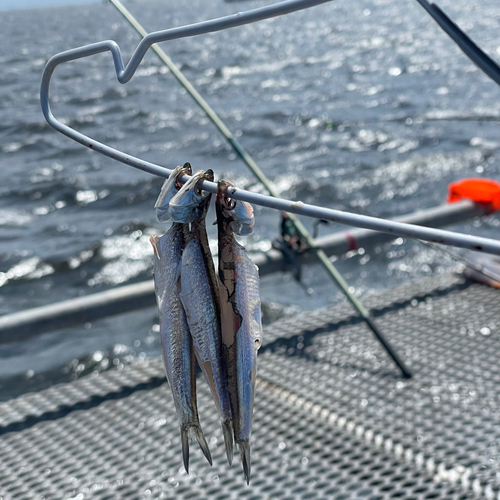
[150,164,211,473]
[216,180,262,485]
[170,169,234,466]
[154,163,192,222]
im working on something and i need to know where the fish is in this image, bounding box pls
[150,164,212,473]
[169,169,235,466]
[154,162,192,222]
[216,179,262,485]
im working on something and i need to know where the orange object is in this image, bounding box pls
[447,178,500,212]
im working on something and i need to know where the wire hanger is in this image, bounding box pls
[40,0,500,256]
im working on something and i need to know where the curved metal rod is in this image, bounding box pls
[416,0,500,86]
[39,0,500,256]
[40,0,333,175]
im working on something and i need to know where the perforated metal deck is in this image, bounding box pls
[0,273,498,499]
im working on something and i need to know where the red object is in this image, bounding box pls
[343,231,358,252]
[447,178,500,212]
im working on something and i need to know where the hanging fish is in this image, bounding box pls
[169,169,235,466]
[150,164,212,473]
[216,180,262,485]
[154,162,192,222]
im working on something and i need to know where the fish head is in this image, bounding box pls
[154,163,192,222]
[216,180,254,236]
[169,169,214,223]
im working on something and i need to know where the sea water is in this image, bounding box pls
[0,0,499,399]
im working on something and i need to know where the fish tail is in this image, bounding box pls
[181,423,213,471]
[221,418,234,466]
[238,440,251,485]
[193,423,213,466]
[180,425,190,474]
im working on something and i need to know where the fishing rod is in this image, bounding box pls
[415,0,500,86]
[107,0,412,378]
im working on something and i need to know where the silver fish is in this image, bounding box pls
[154,163,192,222]
[150,165,211,473]
[171,169,235,466]
[216,180,262,485]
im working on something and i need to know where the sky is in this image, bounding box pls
[0,0,99,11]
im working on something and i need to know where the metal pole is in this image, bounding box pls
[108,0,411,377]
[415,0,500,87]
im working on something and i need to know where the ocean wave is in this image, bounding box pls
[0,257,54,288]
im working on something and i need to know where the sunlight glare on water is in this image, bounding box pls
[0,0,499,399]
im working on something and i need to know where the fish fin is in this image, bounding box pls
[182,424,212,469]
[221,418,234,466]
[180,425,190,474]
[149,235,160,257]
[193,425,213,466]
[239,440,251,485]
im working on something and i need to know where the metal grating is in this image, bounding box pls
[0,272,498,499]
